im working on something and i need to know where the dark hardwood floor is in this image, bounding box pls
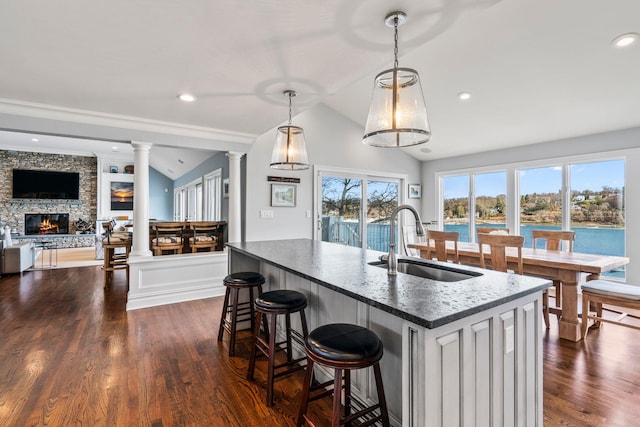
[1,266,639,426]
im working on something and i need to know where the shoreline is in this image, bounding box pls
[443,222,624,229]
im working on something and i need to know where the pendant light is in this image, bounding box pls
[363,11,431,147]
[270,90,310,170]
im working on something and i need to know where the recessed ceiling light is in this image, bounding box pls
[112,146,119,151]
[458,91,471,101]
[612,32,639,48]
[31,138,39,142]
[177,159,184,164]
[420,148,432,153]
[177,93,196,102]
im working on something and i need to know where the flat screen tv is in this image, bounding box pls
[12,169,80,200]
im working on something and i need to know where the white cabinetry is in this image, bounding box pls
[97,157,134,220]
[405,296,542,427]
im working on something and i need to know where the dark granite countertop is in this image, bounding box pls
[227,239,551,329]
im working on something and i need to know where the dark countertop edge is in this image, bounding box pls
[227,241,551,329]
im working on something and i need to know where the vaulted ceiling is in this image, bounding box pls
[0,0,639,177]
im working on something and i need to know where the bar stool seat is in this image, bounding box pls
[297,323,390,427]
[217,272,265,357]
[247,289,309,407]
[255,289,307,311]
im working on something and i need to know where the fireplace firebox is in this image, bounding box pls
[25,213,70,235]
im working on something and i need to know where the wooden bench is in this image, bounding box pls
[581,280,640,338]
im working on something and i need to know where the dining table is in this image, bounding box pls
[408,241,629,341]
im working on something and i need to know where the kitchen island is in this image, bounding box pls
[227,239,550,426]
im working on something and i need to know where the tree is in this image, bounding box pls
[322,178,361,219]
[367,182,398,222]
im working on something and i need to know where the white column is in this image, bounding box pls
[130,141,153,257]
[226,151,244,243]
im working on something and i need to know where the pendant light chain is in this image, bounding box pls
[288,92,293,125]
[393,15,399,69]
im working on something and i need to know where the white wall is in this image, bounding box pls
[245,103,422,242]
[421,127,640,282]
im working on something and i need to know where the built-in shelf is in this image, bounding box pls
[106,172,133,176]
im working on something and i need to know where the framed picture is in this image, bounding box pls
[408,184,422,199]
[223,178,229,199]
[271,183,296,207]
[109,165,118,173]
[110,181,134,210]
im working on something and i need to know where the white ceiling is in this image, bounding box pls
[0,0,639,176]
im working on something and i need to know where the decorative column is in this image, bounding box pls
[130,141,153,257]
[226,151,244,243]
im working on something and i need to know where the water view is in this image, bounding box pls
[443,223,625,257]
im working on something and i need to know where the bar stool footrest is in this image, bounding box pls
[343,404,382,426]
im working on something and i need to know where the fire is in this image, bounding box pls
[39,218,59,234]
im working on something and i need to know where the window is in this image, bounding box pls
[442,172,506,242]
[475,171,507,232]
[442,175,470,242]
[570,160,625,277]
[175,169,223,223]
[183,178,203,221]
[437,155,626,278]
[519,166,562,247]
[204,169,222,221]
[174,187,186,221]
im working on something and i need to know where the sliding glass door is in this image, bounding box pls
[318,170,401,252]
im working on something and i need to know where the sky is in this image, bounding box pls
[443,159,624,199]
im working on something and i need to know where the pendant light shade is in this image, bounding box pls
[270,90,310,170]
[363,11,431,148]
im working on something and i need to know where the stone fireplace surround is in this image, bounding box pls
[0,150,97,248]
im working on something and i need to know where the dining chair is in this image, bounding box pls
[477,233,524,274]
[532,230,576,328]
[188,222,221,253]
[425,230,459,263]
[151,222,185,256]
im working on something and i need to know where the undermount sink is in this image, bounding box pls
[369,257,482,282]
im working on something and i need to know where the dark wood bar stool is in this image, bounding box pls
[247,289,309,407]
[297,323,390,427]
[217,272,266,357]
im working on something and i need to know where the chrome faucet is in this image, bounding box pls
[387,205,426,275]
